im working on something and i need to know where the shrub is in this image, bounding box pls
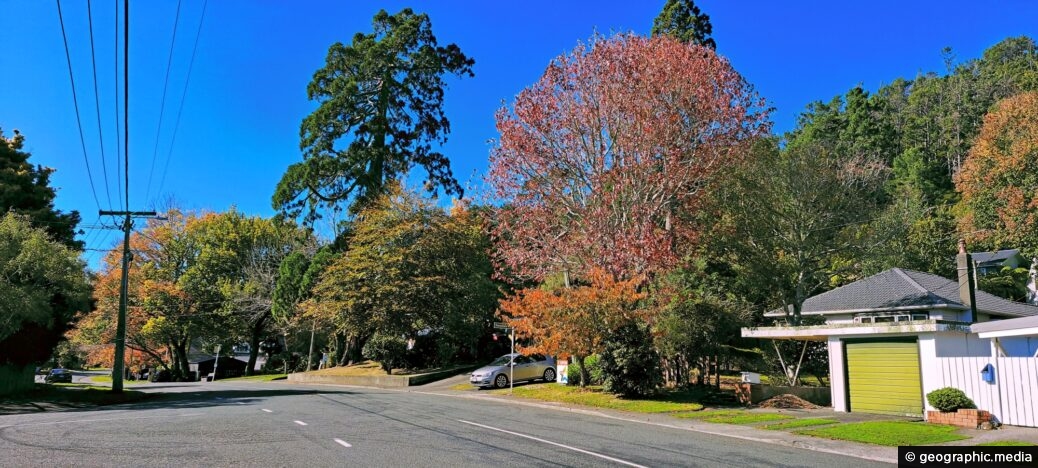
[599,321,662,397]
[567,354,604,386]
[362,334,408,374]
[926,387,976,412]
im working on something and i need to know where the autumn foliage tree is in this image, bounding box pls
[500,270,646,387]
[956,92,1038,255]
[488,34,770,283]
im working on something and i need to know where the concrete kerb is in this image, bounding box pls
[274,379,897,464]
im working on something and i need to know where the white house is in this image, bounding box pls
[742,245,1038,426]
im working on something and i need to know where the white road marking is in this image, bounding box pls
[334,438,352,448]
[294,420,308,426]
[236,402,246,405]
[262,409,273,413]
[214,397,223,400]
[458,419,647,468]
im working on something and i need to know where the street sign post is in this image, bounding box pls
[493,322,514,393]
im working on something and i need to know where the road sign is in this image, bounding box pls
[493,322,511,330]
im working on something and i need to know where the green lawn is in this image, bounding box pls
[762,418,839,430]
[673,409,792,425]
[975,441,1037,446]
[497,384,704,413]
[88,375,149,385]
[216,374,287,382]
[798,421,969,446]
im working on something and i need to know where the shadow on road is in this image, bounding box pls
[0,384,360,416]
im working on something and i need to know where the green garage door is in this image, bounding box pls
[845,339,923,416]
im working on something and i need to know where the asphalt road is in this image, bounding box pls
[0,381,891,467]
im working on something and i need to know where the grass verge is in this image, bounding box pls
[497,384,704,413]
[762,418,839,430]
[673,409,792,424]
[88,375,149,385]
[1,384,149,410]
[975,441,1037,446]
[449,383,476,391]
[798,421,969,446]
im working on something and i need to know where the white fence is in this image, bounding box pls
[931,357,1038,427]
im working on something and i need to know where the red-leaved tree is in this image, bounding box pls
[488,34,770,283]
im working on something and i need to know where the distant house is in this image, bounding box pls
[742,245,1038,427]
[971,249,1026,275]
[189,356,248,380]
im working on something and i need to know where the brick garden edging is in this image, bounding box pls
[927,409,991,428]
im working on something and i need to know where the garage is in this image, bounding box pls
[845,338,923,416]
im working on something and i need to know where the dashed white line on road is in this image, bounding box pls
[262,409,272,413]
[458,419,647,468]
[334,438,352,448]
[294,420,308,426]
[235,402,246,405]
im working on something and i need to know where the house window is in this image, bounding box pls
[854,312,930,324]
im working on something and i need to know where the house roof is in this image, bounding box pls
[971,249,1020,266]
[972,314,1038,336]
[767,268,1038,318]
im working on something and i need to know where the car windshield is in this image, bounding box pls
[50,369,67,374]
[487,355,513,366]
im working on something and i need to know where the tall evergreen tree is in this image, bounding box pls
[0,128,82,249]
[273,9,474,223]
[651,0,716,49]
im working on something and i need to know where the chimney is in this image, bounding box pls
[956,239,978,323]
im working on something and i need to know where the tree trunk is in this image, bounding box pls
[576,354,589,388]
[245,314,269,376]
[172,339,190,380]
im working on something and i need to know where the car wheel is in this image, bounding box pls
[494,374,509,389]
[543,368,556,382]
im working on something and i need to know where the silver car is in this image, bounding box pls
[470,353,556,388]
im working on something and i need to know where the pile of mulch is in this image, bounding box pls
[757,394,820,409]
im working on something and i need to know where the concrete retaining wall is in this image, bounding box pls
[287,366,478,388]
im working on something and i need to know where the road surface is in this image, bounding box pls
[0,381,890,467]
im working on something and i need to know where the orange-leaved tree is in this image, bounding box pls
[500,269,646,387]
[956,92,1038,254]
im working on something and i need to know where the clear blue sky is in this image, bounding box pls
[2,1,1036,267]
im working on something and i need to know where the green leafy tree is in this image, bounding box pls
[651,0,716,49]
[0,128,82,249]
[716,139,888,326]
[273,8,475,222]
[0,213,91,393]
[309,185,497,369]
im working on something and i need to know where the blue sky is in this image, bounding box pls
[2,1,1037,267]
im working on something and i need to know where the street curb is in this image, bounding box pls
[410,389,899,465]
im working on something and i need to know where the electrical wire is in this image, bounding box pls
[145,0,183,202]
[86,0,114,209]
[114,0,123,208]
[56,0,103,212]
[155,0,208,202]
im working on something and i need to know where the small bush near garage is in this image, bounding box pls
[926,387,976,412]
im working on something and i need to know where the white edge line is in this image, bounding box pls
[458,419,646,468]
[261,409,273,413]
[334,438,352,448]
[294,420,308,426]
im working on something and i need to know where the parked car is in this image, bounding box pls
[45,368,73,384]
[470,353,556,389]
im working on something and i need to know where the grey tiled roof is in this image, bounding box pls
[770,268,1038,318]
[971,249,1020,266]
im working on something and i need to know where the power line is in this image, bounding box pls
[86,0,114,209]
[114,0,123,207]
[155,0,208,202]
[56,0,103,212]
[145,0,183,202]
